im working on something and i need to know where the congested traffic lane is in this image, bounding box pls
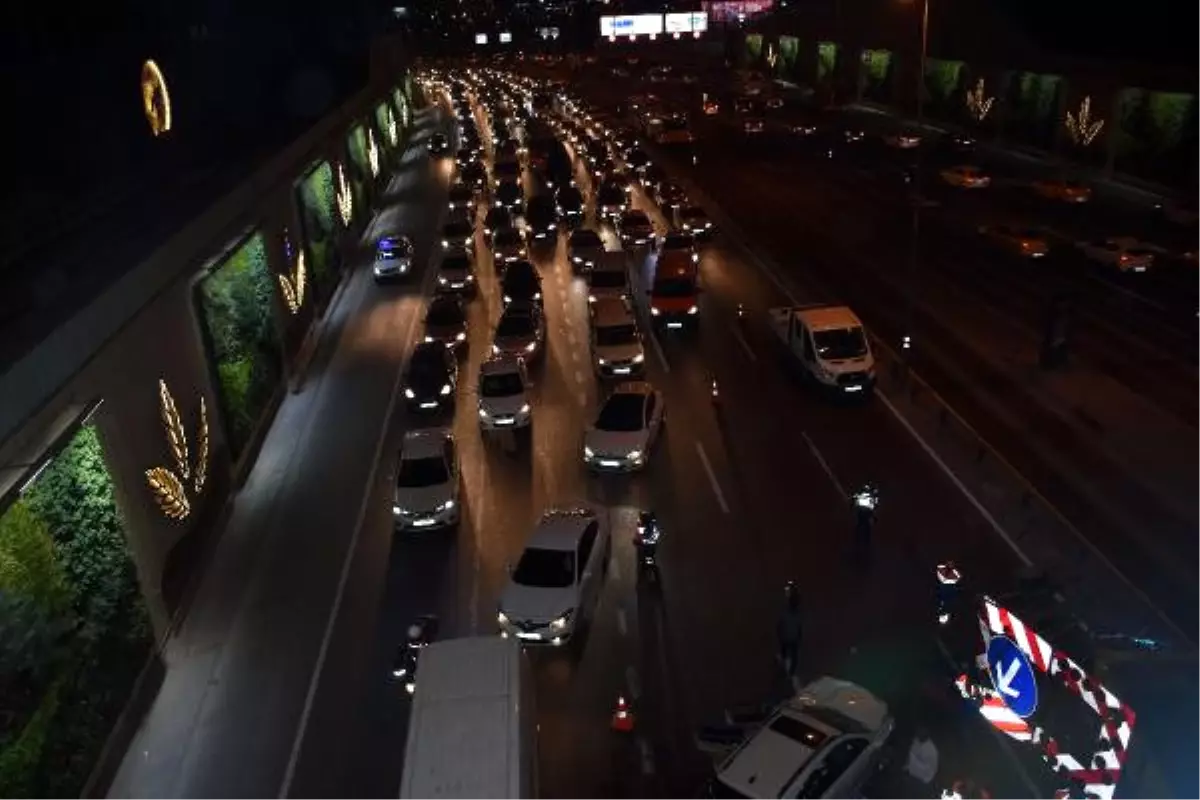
[107,110,447,799]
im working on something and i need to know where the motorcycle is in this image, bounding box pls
[710,377,721,406]
[391,614,439,695]
[935,561,962,626]
[634,512,662,577]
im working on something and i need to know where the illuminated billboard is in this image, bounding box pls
[475,33,488,44]
[499,31,512,43]
[599,14,664,37]
[665,12,709,33]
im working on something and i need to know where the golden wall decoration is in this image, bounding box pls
[141,60,172,137]
[278,251,307,314]
[1066,95,1105,147]
[335,162,354,225]
[145,379,209,521]
[965,79,995,123]
[367,128,381,177]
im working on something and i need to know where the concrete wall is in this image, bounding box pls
[0,43,417,638]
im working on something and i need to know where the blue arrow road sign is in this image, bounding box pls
[986,635,1038,718]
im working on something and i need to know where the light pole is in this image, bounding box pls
[903,0,930,366]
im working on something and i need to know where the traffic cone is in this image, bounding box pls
[611,694,635,733]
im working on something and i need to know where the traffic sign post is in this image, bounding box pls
[985,635,1038,718]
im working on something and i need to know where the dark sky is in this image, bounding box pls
[999,0,1196,67]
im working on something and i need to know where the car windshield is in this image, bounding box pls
[628,150,649,165]
[598,187,624,204]
[571,231,601,248]
[481,371,524,397]
[495,229,521,247]
[378,238,411,258]
[559,190,583,207]
[812,327,868,360]
[441,255,470,272]
[496,312,536,337]
[662,235,691,250]
[652,277,696,297]
[682,207,706,221]
[662,117,689,131]
[444,222,471,239]
[622,214,650,228]
[397,456,448,488]
[450,188,472,202]
[410,348,447,378]
[504,270,538,294]
[512,547,575,588]
[426,302,464,326]
[590,270,626,289]
[596,324,637,347]
[596,393,645,432]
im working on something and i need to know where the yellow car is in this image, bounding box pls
[977,224,1050,258]
[1032,179,1091,203]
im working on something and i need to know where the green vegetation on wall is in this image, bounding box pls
[860,50,894,104]
[1006,71,1062,147]
[817,42,838,85]
[296,161,339,303]
[1114,89,1198,188]
[345,127,368,221]
[923,59,964,116]
[394,87,412,131]
[198,233,283,457]
[375,103,396,149]
[745,34,763,66]
[778,36,799,78]
[0,424,151,797]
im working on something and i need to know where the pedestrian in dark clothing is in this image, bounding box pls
[777,582,803,685]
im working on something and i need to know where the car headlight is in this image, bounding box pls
[492,344,500,354]
[448,202,457,209]
[584,446,595,458]
[688,305,699,315]
[550,610,574,631]
[497,610,510,626]
[392,504,402,515]
[533,292,541,300]
[404,388,415,399]
[456,332,467,342]
[478,407,489,418]
[440,499,456,511]
[692,253,700,263]
[424,335,434,343]
[588,294,596,303]
[442,239,450,248]
[650,307,661,316]
[519,403,531,414]
[524,342,537,353]
[440,383,452,396]
[503,295,512,304]
[627,449,643,461]
[633,353,644,363]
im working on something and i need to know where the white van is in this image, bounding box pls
[400,636,537,799]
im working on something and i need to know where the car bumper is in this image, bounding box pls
[393,503,459,531]
[585,451,647,472]
[596,360,645,378]
[498,618,574,645]
[406,396,453,413]
[373,261,413,280]
[479,408,531,430]
[437,277,477,293]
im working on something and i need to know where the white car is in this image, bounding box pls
[393,429,461,531]
[940,165,991,189]
[497,507,610,647]
[1075,237,1155,272]
[568,228,606,273]
[478,355,532,431]
[709,677,894,799]
[587,251,630,304]
[583,382,664,471]
[373,235,415,282]
[590,298,645,378]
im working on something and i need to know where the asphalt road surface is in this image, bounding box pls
[109,89,1051,799]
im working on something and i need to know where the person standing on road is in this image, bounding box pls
[776,582,803,688]
[903,726,940,797]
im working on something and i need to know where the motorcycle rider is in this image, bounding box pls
[935,561,963,625]
[634,510,661,568]
[776,582,803,685]
[851,483,879,563]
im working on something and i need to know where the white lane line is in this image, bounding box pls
[1085,274,1167,312]
[799,431,846,499]
[637,737,656,775]
[731,324,757,362]
[611,555,620,582]
[695,442,731,515]
[647,329,671,373]
[567,330,576,346]
[571,350,580,363]
[616,607,628,637]
[875,390,1033,566]
[625,665,642,700]
[279,291,429,798]
[574,368,585,385]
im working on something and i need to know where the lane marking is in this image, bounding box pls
[647,328,671,373]
[611,555,620,582]
[616,607,628,637]
[800,431,846,499]
[567,330,577,346]
[279,172,445,800]
[637,737,656,775]
[577,391,587,407]
[574,368,585,385]
[875,390,1034,566]
[695,442,731,515]
[731,324,757,362]
[625,665,641,700]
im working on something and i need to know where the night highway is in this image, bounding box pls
[107,76,1069,799]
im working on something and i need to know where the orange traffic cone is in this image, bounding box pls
[611,694,635,733]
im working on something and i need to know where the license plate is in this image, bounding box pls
[600,459,621,467]
[516,632,540,640]
[413,518,437,527]
[420,402,437,409]
[844,385,864,393]
[613,367,631,374]
[450,282,464,288]
[495,418,514,426]
[667,322,683,329]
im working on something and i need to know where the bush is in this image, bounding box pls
[0,677,62,798]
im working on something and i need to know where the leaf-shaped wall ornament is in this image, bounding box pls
[145,466,190,520]
[278,273,299,313]
[293,252,307,309]
[193,397,209,495]
[158,379,190,480]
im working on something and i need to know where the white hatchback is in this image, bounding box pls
[497,507,610,647]
[393,429,461,531]
[478,355,532,430]
[583,382,664,471]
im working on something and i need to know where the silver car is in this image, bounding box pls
[373,235,415,282]
[478,355,532,431]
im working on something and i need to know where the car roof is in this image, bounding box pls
[480,354,524,376]
[570,228,602,243]
[401,428,451,459]
[528,507,598,549]
[591,297,635,326]
[620,210,651,222]
[504,260,538,278]
[795,305,864,332]
[593,251,627,273]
